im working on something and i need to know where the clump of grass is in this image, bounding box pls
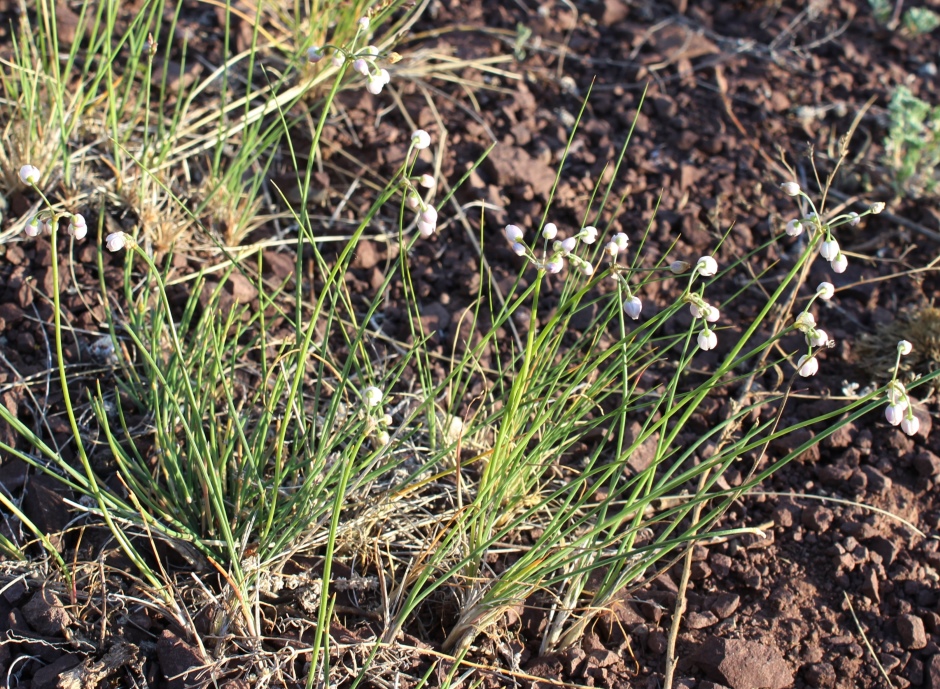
[855,306,940,383]
[2,7,939,687]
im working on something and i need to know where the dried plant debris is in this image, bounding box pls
[855,307,940,386]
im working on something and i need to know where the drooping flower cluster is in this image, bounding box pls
[306,14,399,95]
[19,165,134,253]
[791,282,838,377]
[362,385,393,445]
[602,232,644,320]
[679,255,721,350]
[884,341,920,436]
[401,130,439,237]
[502,222,600,278]
[780,182,885,275]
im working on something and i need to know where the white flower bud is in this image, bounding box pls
[406,194,421,211]
[781,181,801,196]
[885,403,905,426]
[25,215,41,237]
[902,414,920,436]
[411,129,431,150]
[366,69,390,94]
[579,226,598,244]
[698,328,718,351]
[830,252,848,274]
[816,282,834,300]
[898,340,913,356]
[307,46,325,63]
[624,296,642,320]
[363,386,383,408]
[819,238,840,260]
[696,255,718,277]
[358,16,370,31]
[417,205,437,236]
[870,201,885,214]
[560,237,577,254]
[504,224,524,243]
[105,232,128,252]
[332,53,345,68]
[376,430,390,445]
[807,329,828,348]
[545,257,564,274]
[785,219,804,237]
[670,260,690,274]
[419,174,435,189]
[512,242,526,256]
[795,311,816,330]
[580,262,594,276]
[705,306,720,323]
[68,213,87,240]
[847,211,860,226]
[613,232,629,251]
[352,58,370,75]
[605,241,619,259]
[797,354,819,377]
[542,223,557,240]
[19,165,40,186]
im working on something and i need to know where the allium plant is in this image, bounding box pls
[383,127,939,662]
[2,50,937,689]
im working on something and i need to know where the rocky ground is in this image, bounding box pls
[1,0,940,687]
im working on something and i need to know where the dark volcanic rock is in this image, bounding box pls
[695,637,793,689]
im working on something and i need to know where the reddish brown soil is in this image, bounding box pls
[2,0,940,687]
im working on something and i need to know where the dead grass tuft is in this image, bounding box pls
[855,306,940,388]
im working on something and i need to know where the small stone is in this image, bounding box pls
[709,593,741,619]
[687,611,719,629]
[860,566,880,603]
[804,661,836,688]
[695,637,793,689]
[865,536,900,566]
[880,653,902,673]
[22,589,71,636]
[709,553,733,578]
[648,630,667,654]
[818,463,852,485]
[30,653,82,689]
[637,599,663,625]
[352,240,381,270]
[226,272,259,304]
[157,630,205,689]
[862,466,892,495]
[897,614,927,650]
[926,654,940,689]
[802,505,834,533]
[914,451,940,477]
[420,302,451,334]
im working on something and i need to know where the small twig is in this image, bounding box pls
[663,467,710,689]
[843,592,897,688]
[754,491,926,538]
[828,188,940,244]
